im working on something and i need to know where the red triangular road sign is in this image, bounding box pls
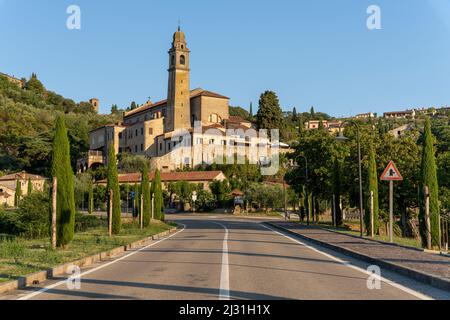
[381,161,403,181]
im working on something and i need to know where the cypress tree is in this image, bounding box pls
[249,102,253,117]
[256,91,284,135]
[27,178,32,195]
[141,164,151,227]
[419,117,440,247]
[332,158,343,226]
[88,180,94,215]
[106,145,121,234]
[14,179,22,206]
[365,145,379,235]
[152,169,164,221]
[51,115,75,247]
[292,107,298,121]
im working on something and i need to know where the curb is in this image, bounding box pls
[265,222,450,292]
[0,226,178,295]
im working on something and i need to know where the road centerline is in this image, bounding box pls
[208,221,230,300]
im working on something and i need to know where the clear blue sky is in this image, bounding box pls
[1,0,449,117]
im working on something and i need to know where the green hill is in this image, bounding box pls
[0,74,121,177]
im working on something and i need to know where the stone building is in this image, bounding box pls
[0,72,24,88]
[83,28,284,172]
[0,171,48,207]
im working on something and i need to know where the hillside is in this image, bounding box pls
[0,74,121,177]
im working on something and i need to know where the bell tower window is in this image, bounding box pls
[180,55,185,65]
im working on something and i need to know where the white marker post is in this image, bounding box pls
[380,161,403,243]
[192,191,197,214]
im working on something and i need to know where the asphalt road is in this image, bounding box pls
[4,214,450,300]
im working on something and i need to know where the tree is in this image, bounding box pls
[310,106,315,118]
[106,145,121,234]
[25,73,45,94]
[141,164,151,227]
[51,115,75,247]
[88,180,94,215]
[133,183,140,218]
[256,91,284,136]
[152,169,164,221]
[419,117,440,247]
[27,178,33,195]
[365,145,379,235]
[130,101,137,110]
[14,179,22,207]
[332,158,343,226]
[249,102,253,117]
[292,107,298,121]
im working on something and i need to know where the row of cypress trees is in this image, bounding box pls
[332,116,440,248]
[51,116,165,246]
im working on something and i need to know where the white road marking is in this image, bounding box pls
[17,225,186,301]
[261,223,433,301]
[209,221,230,300]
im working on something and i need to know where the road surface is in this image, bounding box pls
[3,214,450,300]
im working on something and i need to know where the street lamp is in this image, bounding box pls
[293,155,310,226]
[336,120,364,238]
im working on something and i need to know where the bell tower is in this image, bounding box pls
[166,27,191,132]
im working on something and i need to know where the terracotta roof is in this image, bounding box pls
[89,123,127,133]
[124,89,229,119]
[97,170,225,184]
[230,189,244,196]
[228,116,251,124]
[384,110,414,115]
[0,171,47,181]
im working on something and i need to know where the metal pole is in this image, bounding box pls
[389,181,394,243]
[51,177,57,249]
[370,191,374,238]
[424,186,431,250]
[108,189,113,237]
[357,128,364,238]
[283,181,287,220]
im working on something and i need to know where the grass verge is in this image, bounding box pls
[0,220,174,283]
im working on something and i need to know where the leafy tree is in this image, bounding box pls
[130,101,137,110]
[141,164,151,227]
[229,106,252,121]
[419,117,440,247]
[14,179,22,207]
[106,145,121,234]
[25,73,45,94]
[152,169,164,221]
[256,91,284,136]
[365,145,379,235]
[332,158,343,226]
[51,115,75,247]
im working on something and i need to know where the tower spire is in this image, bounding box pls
[178,19,181,31]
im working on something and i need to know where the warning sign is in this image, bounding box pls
[381,161,403,181]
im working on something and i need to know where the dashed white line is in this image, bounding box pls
[209,221,230,300]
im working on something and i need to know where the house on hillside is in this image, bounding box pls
[0,171,48,207]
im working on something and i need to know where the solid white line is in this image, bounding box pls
[18,225,186,301]
[261,224,433,301]
[209,221,230,300]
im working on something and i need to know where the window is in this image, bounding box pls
[180,55,185,65]
[119,133,122,139]
[141,144,144,151]
[208,113,222,123]
[141,128,144,135]
[135,145,138,153]
[149,128,153,135]
[135,129,138,137]
[160,143,163,151]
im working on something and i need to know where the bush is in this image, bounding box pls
[74,213,105,232]
[195,190,216,212]
[0,210,21,236]
[15,192,50,239]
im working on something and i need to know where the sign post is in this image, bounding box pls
[381,161,403,243]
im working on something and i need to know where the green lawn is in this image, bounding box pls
[0,221,174,283]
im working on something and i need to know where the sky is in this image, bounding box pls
[1,0,449,117]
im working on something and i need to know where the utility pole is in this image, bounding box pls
[370,191,374,239]
[424,186,432,250]
[51,177,57,249]
[108,189,113,237]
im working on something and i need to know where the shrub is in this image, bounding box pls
[74,213,104,232]
[15,192,50,239]
[195,190,216,212]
